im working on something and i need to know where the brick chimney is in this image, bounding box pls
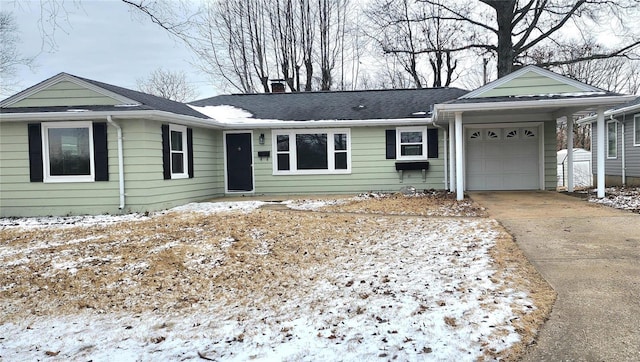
[270,79,286,93]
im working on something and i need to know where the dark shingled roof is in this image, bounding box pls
[74,75,209,119]
[190,87,469,121]
[1,73,209,119]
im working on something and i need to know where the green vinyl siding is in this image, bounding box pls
[543,120,558,190]
[248,126,446,195]
[8,81,122,108]
[0,120,224,217]
[480,71,583,98]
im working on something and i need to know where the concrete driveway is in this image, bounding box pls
[470,191,640,362]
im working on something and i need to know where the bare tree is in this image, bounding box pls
[418,0,640,77]
[317,0,351,90]
[136,68,198,102]
[0,11,35,94]
[365,0,460,88]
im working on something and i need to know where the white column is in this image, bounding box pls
[455,112,464,200]
[449,118,456,192]
[566,115,574,192]
[596,107,605,198]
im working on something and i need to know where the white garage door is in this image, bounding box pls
[466,127,540,190]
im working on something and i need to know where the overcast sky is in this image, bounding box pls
[4,0,217,100]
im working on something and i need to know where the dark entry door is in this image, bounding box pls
[225,133,254,192]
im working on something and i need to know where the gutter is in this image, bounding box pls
[106,115,126,209]
[435,95,636,114]
[0,110,224,129]
[577,101,640,124]
[0,110,436,129]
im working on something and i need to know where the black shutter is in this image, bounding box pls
[427,128,439,158]
[385,129,396,159]
[187,128,194,178]
[28,123,43,182]
[161,124,171,179]
[93,122,109,181]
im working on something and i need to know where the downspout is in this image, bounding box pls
[106,115,125,209]
[431,120,448,189]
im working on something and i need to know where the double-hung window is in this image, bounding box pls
[607,120,617,159]
[396,127,428,160]
[272,129,351,174]
[634,115,640,147]
[42,121,94,182]
[169,124,189,179]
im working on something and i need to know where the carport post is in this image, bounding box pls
[449,118,456,192]
[567,115,574,192]
[455,112,464,200]
[596,107,605,198]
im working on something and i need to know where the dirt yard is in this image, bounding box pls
[0,193,554,361]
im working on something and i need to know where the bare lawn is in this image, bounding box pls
[0,193,554,361]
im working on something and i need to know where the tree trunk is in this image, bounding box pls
[483,0,516,77]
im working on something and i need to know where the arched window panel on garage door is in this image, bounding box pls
[486,129,501,140]
[468,129,482,141]
[522,128,538,139]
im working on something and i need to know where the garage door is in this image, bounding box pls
[466,126,540,190]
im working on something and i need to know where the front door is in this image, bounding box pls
[225,132,254,192]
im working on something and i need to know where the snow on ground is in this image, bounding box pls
[0,212,150,230]
[286,192,485,217]
[164,200,267,215]
[1,199,535,361]
[587,187,640,213]
[283,198,349,210]
[0,201,267,230]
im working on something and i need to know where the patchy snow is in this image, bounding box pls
[188,104,254,122]
[0,201,267,231]
[515,91,607,98]
[285,192,485,217]
[0,200,536,361]
[588,187,640,213]
[0,213,149,230]
[283,198,349,210]
[165,200,267,215]
[0,212,532,361]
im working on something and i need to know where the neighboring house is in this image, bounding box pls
[579,96,640,187]
[557,148,592,188]
[0,66,633,216]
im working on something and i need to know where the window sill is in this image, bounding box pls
[44,176,95,183]
[396,156,429,161]
[171,174,189,180]
[273,170,351,176]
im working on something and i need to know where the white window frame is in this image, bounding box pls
[606,120,618,159]
[396,126,428,160]
[169,124,189,179]
[42,121,95,183]
[271,128,351,175]
[634,115,640,147]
